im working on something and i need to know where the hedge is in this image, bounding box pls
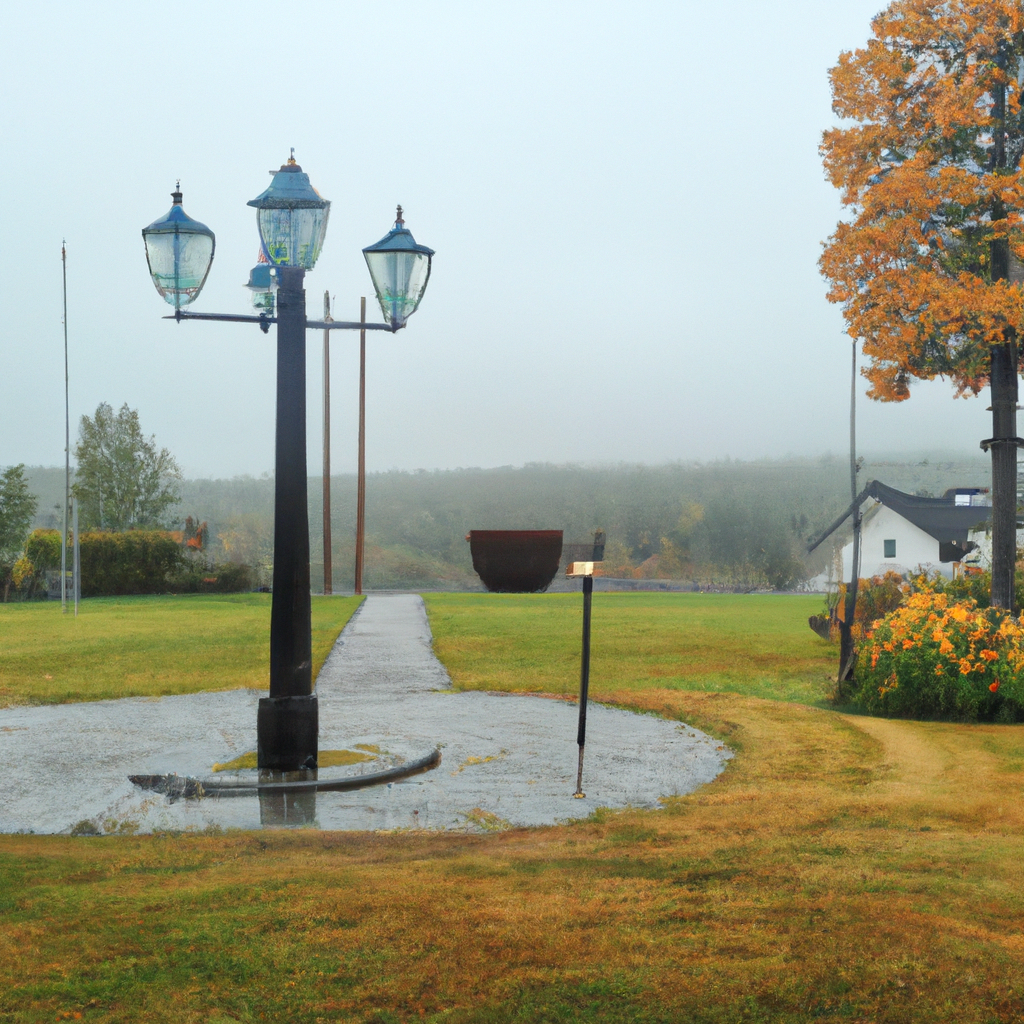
[24,528,255,597]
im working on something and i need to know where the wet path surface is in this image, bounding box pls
[0,595,730,834]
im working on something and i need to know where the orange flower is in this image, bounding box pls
[980,649,999,662]
[990,681,1000,693]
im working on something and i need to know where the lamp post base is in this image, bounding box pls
[257,695,319,770]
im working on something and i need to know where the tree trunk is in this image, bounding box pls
[989,335,1018,611]
[989,71,1017,612]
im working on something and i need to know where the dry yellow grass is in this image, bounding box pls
[4,687,1024,1021]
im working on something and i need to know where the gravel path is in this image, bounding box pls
[0,594,730,834]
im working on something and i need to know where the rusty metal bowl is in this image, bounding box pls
[468,530,564,593]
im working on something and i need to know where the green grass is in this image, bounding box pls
[424,591,834,704]
[0,594,362,706]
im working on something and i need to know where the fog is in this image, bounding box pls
[0,1,996,479]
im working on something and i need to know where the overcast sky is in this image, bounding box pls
[0,0,996,480]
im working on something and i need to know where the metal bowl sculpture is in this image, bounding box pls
[468,530,564,593]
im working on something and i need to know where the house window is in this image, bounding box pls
[884,539,896,558]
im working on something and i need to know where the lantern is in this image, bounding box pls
[245,261,276,313]
[362,206,434,328]
[141,184,215,309]
[247,151,330,270]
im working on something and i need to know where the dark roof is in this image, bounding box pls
[807,480,991,554]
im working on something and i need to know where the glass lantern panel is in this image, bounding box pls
[251,290,276,313]
[365,250,430,326]
[144,230,215,307]
[257,206,330,270]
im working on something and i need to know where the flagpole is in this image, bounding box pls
[61,242,70,614]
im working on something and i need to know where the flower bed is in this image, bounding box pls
[854,591,1024,722]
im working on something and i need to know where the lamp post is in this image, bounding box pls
[142,154,434,772]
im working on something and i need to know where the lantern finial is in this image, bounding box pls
[396,205,404,228]
[289,148,296,165]
[172,181,182,205]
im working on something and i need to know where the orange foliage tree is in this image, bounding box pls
[820,0,1024,608]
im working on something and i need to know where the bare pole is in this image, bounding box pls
[72,495,79,617]
[322,291,333,595]
[574,573,594,797]
[354,296,367,595]
[839,337,862,685]
[61,241,69,614]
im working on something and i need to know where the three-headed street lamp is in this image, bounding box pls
[142,153,434,773]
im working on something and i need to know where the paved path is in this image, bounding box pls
[0,595,730,834]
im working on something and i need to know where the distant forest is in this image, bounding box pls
[23,455,993,592]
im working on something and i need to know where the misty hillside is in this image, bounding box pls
[21,454,993,592]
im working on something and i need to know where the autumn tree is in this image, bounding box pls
[820,0,1024,608]
[73,403,181,531]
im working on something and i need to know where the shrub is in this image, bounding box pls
[926,565,1024,612]
[166,559,255,594]
[78,531,182,596]
[811,571,909,641]
[25,529,62,570]
[853,591,1024,722]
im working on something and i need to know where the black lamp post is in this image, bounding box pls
[142,153,434,772]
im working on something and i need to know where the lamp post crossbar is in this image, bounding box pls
[165,311,398,332]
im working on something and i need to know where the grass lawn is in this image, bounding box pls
[0,594,363,706]
[424,591,835,704]
[4,591,1024,1021]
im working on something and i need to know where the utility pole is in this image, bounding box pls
[839,337,862,685]
[322,290,332,595]
[354,296,367,595]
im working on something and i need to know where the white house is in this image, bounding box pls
[808,481,991,582]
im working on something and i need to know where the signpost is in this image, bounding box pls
[567,559,598,797]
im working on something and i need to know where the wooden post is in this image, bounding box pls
[322,291,332,596]
[839,337,862,683]
[354,297,367,595]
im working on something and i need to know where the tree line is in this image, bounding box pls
[6,400,994,597]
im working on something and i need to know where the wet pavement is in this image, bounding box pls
[0,594,731,834]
